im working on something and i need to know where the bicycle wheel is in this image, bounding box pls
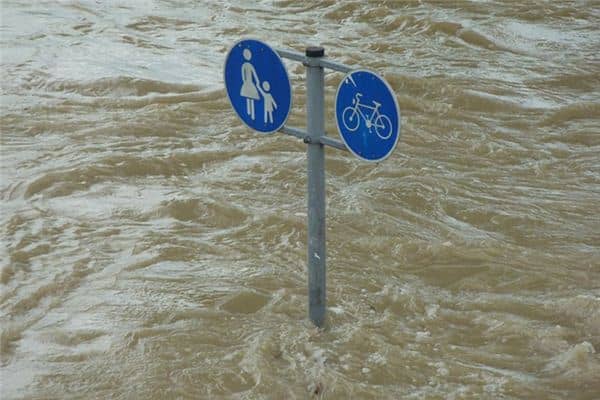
[342,107,360,132]
[374,114,392,140]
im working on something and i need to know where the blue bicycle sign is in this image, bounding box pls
[342,93,393,140]
[335,69,401,162]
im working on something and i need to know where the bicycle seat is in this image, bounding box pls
[373,101,381,107]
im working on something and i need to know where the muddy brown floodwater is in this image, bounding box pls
[1,1,599,399]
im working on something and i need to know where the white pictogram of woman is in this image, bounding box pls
[240,49,260,120]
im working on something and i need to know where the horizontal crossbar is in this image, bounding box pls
[276,48,354,74]
[275,47,350,153]
[280,126,348,152]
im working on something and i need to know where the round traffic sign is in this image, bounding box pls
[224,39,292,134]
[335,70,401,162]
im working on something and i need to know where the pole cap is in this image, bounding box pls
[306,46,325,58]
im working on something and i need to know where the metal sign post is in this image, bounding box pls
[224,40,402,328]
[305,47,327,327]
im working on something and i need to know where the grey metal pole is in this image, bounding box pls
[305,46,326,327]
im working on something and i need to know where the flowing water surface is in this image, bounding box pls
[1,1,600,398]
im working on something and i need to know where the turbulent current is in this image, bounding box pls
[1,1,599,398]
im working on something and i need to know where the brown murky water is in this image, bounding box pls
[1,1,599,398]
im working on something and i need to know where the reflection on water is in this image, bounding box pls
[1,1,599,398]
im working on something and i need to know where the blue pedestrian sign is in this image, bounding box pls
[224,39,292,134]
[335,70,401,162]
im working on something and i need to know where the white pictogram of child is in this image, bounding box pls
[258,81,277,124]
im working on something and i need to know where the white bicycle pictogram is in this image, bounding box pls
[342,93,393,140]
